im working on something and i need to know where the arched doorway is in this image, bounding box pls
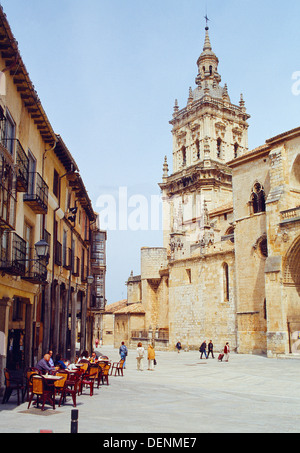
[284,236,300,353]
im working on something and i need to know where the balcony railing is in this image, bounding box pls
[0,148,16,231]
[22,255,47,284]
[131,329,169,342]
[90,295,105,311]
[0,232,26,276]
[280,206,300,224]
[0,183,16,231]
[24,172,48,214]
[15,140,29,193]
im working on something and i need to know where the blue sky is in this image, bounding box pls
[1,0,299,303]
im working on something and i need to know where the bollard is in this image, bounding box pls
[71,409,78,433]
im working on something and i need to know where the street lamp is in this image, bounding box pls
[87,275,94,285]
[34,239,50,260]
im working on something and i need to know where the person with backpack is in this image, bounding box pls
[199,341,207,359]
[119,341,128,368]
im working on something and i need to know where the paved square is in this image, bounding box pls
[0,346,299,433]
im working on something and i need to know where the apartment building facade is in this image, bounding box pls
[0,6,106,391]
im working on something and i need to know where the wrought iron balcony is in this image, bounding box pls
[0,183,16,231]
[15,140,29,192]
[90,295,105,311]
[0,232,26,276]
[23,172,48,214]
[22,255,47,284]
[0,148,16,231]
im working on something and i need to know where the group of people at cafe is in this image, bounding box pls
[35,349,107,374]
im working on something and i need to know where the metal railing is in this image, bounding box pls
[15,140,29,192]
[22,256,47,283]
[24,172,48,213]
[0,183,16,230]
[0,232,26,276]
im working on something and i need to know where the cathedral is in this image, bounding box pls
[103,26,300,357]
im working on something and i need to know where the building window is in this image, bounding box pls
[234,143,239,158]
[182,146,186,167]
[217,138,222,158]
[12,298,23,322]
[223,263,229,302]
[196,139,200,160]
[258,237,268,258]
[250,183,266,214]
[62,230,67,267]
[27,150,36,195]
[186,268,191,284]
[5,110,15,156]
[53,169,59,198]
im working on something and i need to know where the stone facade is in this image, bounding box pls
[107,26,299,357]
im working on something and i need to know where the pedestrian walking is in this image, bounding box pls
[119,341,128,368]
[224,342,230,362]
[95,338,99,349]
[176,341,182,353]
[147,344,156,371]
[136,342,145,371]
[207,340,215,358]
[199,341,207,359]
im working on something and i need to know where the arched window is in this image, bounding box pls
[217,138,222,158]
[251,183,266,214]
[234,143,239,158]
[182,146,186,167]
[196,139,200,160]
[223,263,229,302]
[209,65,213,75]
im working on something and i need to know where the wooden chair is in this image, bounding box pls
[27,375,55,411]
[54,371,68,400]
[101,362,111,385]
[78,362,89,374]
[58,372,81,408]
[2,368,25,406]
[110,359,125,376]
[24,368,41,402]
[78,365,98,396]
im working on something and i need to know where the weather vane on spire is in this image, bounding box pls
[204,14,210,28]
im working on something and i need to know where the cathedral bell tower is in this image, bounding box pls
[169,25,250,173]
[160,25,250,250]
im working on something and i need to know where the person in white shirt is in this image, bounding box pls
[136,342,145,371]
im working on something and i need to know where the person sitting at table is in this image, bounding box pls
[36,353,57,374]
[54,354,67,369]
[90,351,98,363]
[77,350,90,363]
[48,350,55,367]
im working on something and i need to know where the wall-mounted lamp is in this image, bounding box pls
[68,206,77,223]
[87,275,94,285]
[34,239,50,260]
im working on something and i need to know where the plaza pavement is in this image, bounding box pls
[0,345,300,434]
